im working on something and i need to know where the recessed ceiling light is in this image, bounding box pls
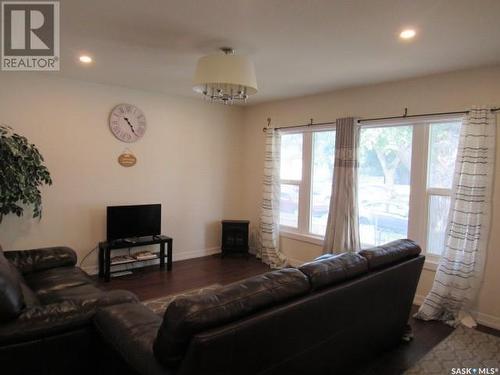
[399,29,416,40]
[79,55,93,64]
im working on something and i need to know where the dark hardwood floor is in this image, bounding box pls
[354,305,454,375]
[97,254,271,300]
[96,254,499,375]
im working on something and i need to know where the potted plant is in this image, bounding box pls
[0,125,52,221]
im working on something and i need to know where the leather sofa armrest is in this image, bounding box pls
[95,303,170,375]
[4,246,77,274]
[358,239,422,270]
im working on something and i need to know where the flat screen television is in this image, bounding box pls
[106,204,161,241]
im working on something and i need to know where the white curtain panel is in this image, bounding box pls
[415,107,496,326]
[323,117,361,254]
[258,129,288,268]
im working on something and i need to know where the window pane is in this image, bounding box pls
[428,122,461,189]
[280,184,299,227]
[310,131,335,236]
[358,126,412,247]
[427,195,450,255]
[280,133,303,181]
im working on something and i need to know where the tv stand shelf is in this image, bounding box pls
[98,235,173,282]
[110,252,161,266]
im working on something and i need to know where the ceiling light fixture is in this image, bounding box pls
[79,55,93,64]
[399,29,416,40]
[193,47,258,104]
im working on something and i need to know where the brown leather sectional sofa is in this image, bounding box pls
[0,239,423,374]
[95,239,424,375]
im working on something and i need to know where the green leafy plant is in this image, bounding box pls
[0,125,52,221]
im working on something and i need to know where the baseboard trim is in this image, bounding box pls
[173,247,221,261]
[81,264,99,275]
[81,247,221,276]
[475,312,500,330]
[413,294,500,330]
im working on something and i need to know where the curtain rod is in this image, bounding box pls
[263,107,500,132]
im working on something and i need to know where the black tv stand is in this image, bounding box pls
[98,235,173,282]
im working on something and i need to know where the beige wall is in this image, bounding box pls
[1,65,499,328]
[242,65,500,328]
[0,74,245,271]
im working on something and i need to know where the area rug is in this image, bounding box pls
[404,326,500,374]
[143,284,221,316]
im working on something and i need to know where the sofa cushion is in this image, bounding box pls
[153,268,310,368]
[0,249,25,322]
[0,290,138,346]
[36,283,104,304]
[358,239,422,270]
[41,285,138,306]
[0,300,91,345]
[24,266,94,298]
[299,253,368,290]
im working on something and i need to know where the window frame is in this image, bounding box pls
[360,115,463,262]
[278,114,463,262]
[423,121,460,260]
[357,122,415,248]
[279,127,335,243]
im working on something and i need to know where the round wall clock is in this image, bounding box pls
[109,103,147,143]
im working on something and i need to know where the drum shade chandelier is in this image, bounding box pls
[193,47,258,104]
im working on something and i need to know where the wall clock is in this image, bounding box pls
[109,104,147,143]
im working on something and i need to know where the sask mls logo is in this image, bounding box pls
[451,368,499,374]
[1,1,59,71]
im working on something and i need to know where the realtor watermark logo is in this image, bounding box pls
[1,1,59,71]
[451,368,499,374]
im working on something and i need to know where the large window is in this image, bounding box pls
[280,133,302,228]
[426,122,461,255]
[280,130,335,237]
[358,125,412,246]
[358,119,461,258]
[279,117,462,259]
[311,131,336,235]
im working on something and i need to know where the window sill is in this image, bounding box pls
[280,230,441,272]
[279,230,324,247]
[423,257,439,272]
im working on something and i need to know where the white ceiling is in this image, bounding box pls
[52,0,500,104]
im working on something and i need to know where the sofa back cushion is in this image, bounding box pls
[153,268,310,368]
[299,253,368,290]
[0,248,25,322]
[358,239,421,270]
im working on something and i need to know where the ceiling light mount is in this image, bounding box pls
[193,47,258,104]
[220,47,234,55]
